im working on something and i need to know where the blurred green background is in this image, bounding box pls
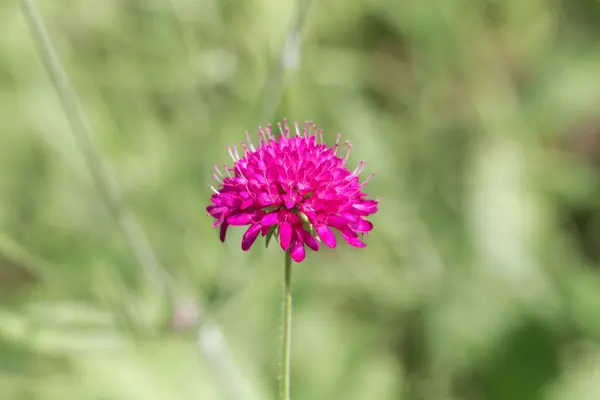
[3,0,600,399]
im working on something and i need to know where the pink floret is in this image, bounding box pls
[207,120,379,262]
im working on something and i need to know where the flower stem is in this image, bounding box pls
[280,251,293,400]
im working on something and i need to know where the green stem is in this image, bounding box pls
[280,251,293,400]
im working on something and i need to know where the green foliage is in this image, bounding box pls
[3,0,600,398]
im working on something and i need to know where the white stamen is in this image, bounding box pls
[227,147,237,162]
[266,124,275,140]
[245,130,256,152]
[223,164,232,177]
[233,163,252,195]
[353,161,366,176]
[281,119,289,138]
[210,186,220,194]
[333,134,341,155]
[235,165,249,182]
[241,142,249,155]
[360,172,375,187]
[286,120,292,138]
[214,164,223,177]
[212,173,222,183]
[343,141,352,165]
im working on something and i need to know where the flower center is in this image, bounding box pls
[261,186,318,238]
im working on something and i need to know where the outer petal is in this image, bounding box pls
[279,222,292,251]
[260,224,271,236]
[300,228,320,252]
[257,192,279,207]
[339,227,366,248]
[326,215,348,229]
[241,224,262,251]
[261,213,280,226]
[317,225,337,248]
[241,199,254,209]
[352,200,378,214]
[207,205,228,217]
[349,218,373,233]
[216,193,242,208]
[290,239,306,262]
[228,212,256,226]
[219,222,230,242]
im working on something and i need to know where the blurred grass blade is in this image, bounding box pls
[20,2,254,399]
[20,0,172,298]
[255,0,314,124]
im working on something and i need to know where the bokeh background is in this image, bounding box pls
[3,0,600,399]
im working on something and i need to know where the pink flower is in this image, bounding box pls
[207,121,379,262]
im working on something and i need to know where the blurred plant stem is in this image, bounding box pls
[255,0,313,125]
[20,1,252,398]
[280,251,293,400]
[20,0,172,301]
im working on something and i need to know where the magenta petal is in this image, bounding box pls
[261,213,279,226]
[337,212,357,222]
[207,205,226,215]
[241,224,261,251]
[339,227,366,248]
[352,200,378,214]
[319,191,338,201]
[279,222,292,250]
[257,193,272,206]
[260,225,271,236]
[240,199,254,209]
[208,208,229,221]
[219,222,230,242]
[290,240,306,262]
[228,213,255,226]
[326,215,348,229]
[349,218,373,233]
[300,229,320,251]
[317,225,337,248]
[283,192,300,209]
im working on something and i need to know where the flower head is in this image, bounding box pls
[207,120,379,262]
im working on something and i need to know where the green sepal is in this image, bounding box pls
[295,210,318,238]
[302,191,314,200]
[262,205,280,213]
[265,225,278,248]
